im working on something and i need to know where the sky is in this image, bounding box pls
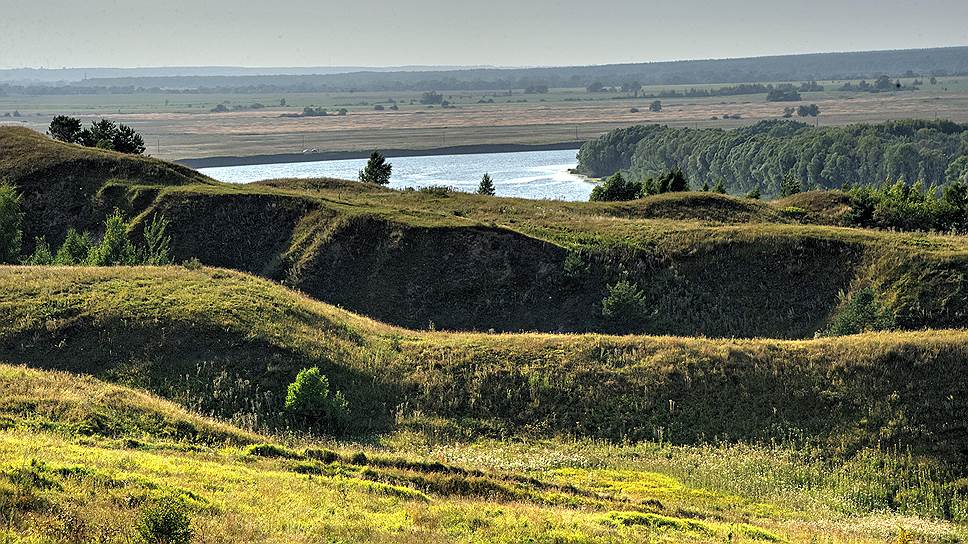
[1,0,966,69]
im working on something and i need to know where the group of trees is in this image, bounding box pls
[844,180,968,233]
[589,170,691,201]
[48,116,146,154]
[0,184,173,266]
[578,119,968,198]
[24,211,173,266]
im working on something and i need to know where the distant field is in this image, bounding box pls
[2,77,967,159]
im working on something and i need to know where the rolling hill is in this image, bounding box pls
[2,127,967,339]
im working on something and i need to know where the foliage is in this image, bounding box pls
[23,236,53,265]
[284,367,349,430]
[578,119,968,197]
[48,116,145,154]
[845,180,968,233]
[54,229,93,265]
[589,172,642,202]
[86,209,138,266]
[798,103,820,117]
[601,280,650,330]
[824,288,896,336]
[766,87,802,101]
[477,173,495,196]
[746,188,761,199]
[0,180,22,263]
[47,115,83,143]
[136,495,192,544]
[358,152,392,185]
[649,100,662,112]
[779,174,802,197]
[142,214,173,265]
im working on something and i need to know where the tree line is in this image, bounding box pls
[578,119,968,197]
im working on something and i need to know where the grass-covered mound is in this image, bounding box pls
[3,126,968,338]
[0,126,216,246]
[1,266,966,467]
[7,363,964,543]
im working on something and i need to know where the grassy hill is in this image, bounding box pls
[0,266,966,542]
[6,362,965,543]
[3,127,967,338]
[2,266,966,460]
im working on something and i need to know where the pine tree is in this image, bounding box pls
[477,173,496,196]
[358,152,392,185]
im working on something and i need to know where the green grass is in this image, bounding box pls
[5,126,967,339]
[1,265,966,464]
[0,360,965,543]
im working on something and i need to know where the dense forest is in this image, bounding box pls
[2,46,965,94]
[578,119,968,196]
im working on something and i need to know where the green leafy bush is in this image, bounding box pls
[601,280,650,330]
[590,172,642,202]
[136,495,192,544]
[23,236,53,265]
[0,181,22,263]
[824,287,896,336]
[142,214,173,265]
[284,367,349,430]
[87,209,138,266]
[54,229,93,265]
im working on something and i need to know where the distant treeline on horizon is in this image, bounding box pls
[1,46,966,95]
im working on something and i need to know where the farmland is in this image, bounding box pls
[3,77,968,160]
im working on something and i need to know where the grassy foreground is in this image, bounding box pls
[2,362,966,543]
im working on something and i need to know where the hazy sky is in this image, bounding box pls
[1,0,966,68]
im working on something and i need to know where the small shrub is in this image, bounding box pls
[54,229,93,265]
[601,280,650,330]
[349,451,368,465]
[418,185,451,197]
[142,214,173,265]
[136,495,192,544]
[304,448,341,464]
[780,206,808,219]
[0,181,23,263]
[746,188,762,200]
[824,287,896,336]
[182,257,203,270]
[284,367,349,430]
[87,209,138,266]
[242,443,301,459]
[477,173,495,196]
[23,236,53,265]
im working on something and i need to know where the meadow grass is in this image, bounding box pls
[1,363,966,543]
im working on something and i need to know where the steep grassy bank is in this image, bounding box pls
[5,364,965,543]
[1,266,966,467]
[3,126,967,338]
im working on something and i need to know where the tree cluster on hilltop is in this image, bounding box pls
[48,115,145,154]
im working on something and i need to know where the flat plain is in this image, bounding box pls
[3,77,968,159]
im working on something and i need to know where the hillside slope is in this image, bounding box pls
[3,126,967,338]
[8,362,963,543]
[1,266,966,468]
[0,126,217,245]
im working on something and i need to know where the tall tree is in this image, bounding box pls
[358,152,392,185]
[477,173,496,196]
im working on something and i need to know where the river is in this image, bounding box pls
[198,148,594,201]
